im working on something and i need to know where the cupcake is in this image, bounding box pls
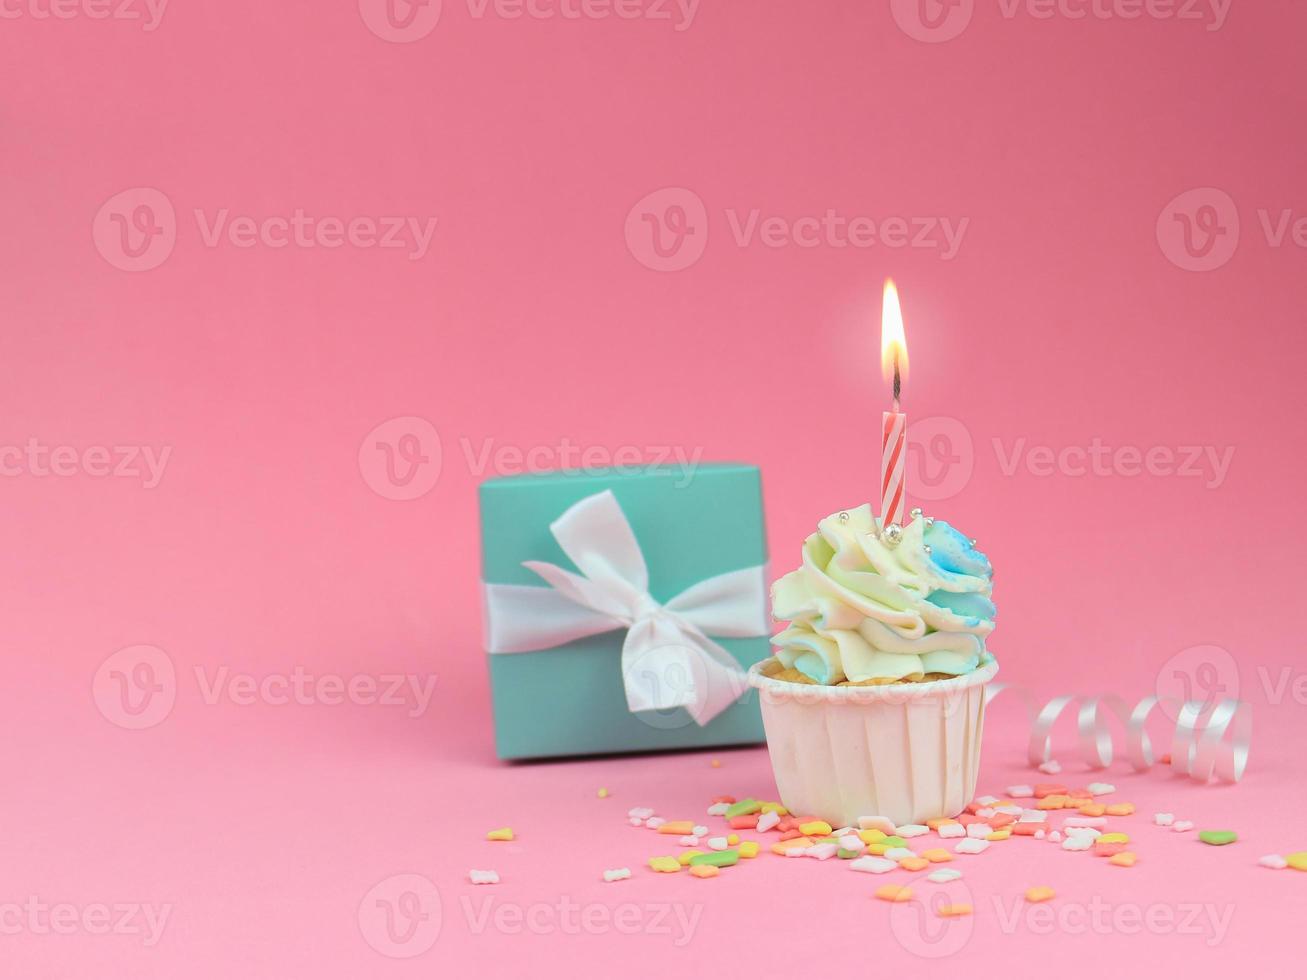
[747,504,998,827]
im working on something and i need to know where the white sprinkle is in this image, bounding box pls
[1062,835,1094,851]
[849,856,897,874]
[928,868,963,883]
[692,825,709,837]
[975,808,996,819]
[678,835,699,847]
[857,815,897,835]
[995,805,1024,816]
[938,823,966,839]
[1048,831,1063,843]
[1172,820,1195,833]
[895,824,930,838]
[1006,785,1035,798]
[628,817,644,826]
[976,795,999,806]
[757,811,780,833]
[645,817,665,829]
[784,846,809,858]
[706,836,729,851]
[1034,830,1046,840]
[839,834,863,851]
[469,869,500,885]
[706,803,729,816]
[1259,855,1288,870]
[628,807,654,819]
[1038,759,1062,775]
[603,868,631,882]
[884,847,915,860]
[806,843,838,861]
[1154,812,1175,826]
[1087,782,1115,796]
[1064,816,1106,828]
[966,823,994,839]
[1066,826,1102,840]
[1020,810,1047,823]
[955,838,990,855]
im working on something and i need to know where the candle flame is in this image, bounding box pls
[880,279,908,388]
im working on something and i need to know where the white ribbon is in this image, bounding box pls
[482,490,767,726]
[985,684,1251,783]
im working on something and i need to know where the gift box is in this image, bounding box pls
[479,464,770,760]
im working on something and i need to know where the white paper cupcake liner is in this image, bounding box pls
[747,654,999,828]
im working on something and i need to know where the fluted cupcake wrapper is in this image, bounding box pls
[747,655,999,828]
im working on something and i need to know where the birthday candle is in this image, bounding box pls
[880,280,908,528]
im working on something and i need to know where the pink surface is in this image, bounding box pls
[3,0,1306,975]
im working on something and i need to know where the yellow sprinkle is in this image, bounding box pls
[921,848,952,863]
[727,833,740,846]
[865,842,890,856]
[1285,852,1307,871]
[648,856,681,873]
[678,850,705,866]
[800,821,833,837]
[986,829,1012,841]
[738,841,759,859]
[486,827,514,842]
[1025,886,1055,903]
[859,828,888,845]
[938,904,973,917]
[1098,832,1129,844]
[597,788,609,798]
[874,885,913,903]
[760,803,789,815]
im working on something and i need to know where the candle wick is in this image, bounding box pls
[892,359,901,414]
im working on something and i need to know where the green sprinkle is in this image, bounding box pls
[688,849,740,868]
[1199,830,1237,846]
[724,799,761,819]
[882,836,908,849]
[837,848,862,859]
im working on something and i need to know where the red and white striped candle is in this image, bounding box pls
[879,280,909,527]
[881,410,907,527]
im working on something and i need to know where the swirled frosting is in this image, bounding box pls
[770,504,994,684]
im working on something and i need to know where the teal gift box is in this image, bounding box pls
[479,464,770,760]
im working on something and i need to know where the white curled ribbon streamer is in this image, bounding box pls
[482,490,766,726]
[985,684,1252,783]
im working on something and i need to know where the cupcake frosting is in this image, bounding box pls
[770,504,994,684]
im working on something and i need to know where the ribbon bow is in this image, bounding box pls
[483,490,766,725]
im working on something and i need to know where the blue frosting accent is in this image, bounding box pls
[924,520,992,578]
[925,590,996,621]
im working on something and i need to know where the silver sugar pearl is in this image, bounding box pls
[910,507,923,520]
[839,511,849,523]
[924,516,935,527]
[923,544,932,554]
[883,523,904,548]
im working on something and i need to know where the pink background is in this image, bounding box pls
[3,0,1306,975]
